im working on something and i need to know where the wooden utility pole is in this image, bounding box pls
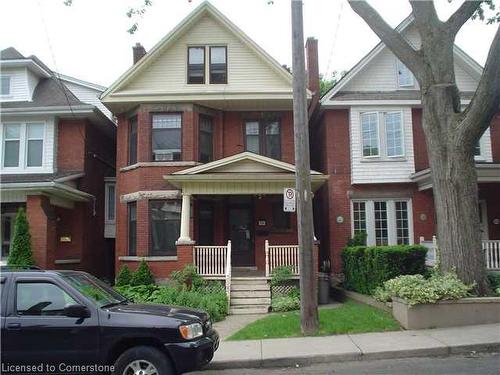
[291,0,319,335]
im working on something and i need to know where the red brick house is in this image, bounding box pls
[314,16,500,277]
[0,47,116,280]
[101,2,326,312]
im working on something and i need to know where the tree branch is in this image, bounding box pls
[409,0,440,26]
[347,0,424,80]
[461,24,500,142]
[446,1,483,36]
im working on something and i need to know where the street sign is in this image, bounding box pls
[283,188,296,212]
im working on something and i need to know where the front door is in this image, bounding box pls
[229,206,254,266]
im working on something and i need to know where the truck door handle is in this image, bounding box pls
[7,323,21,330]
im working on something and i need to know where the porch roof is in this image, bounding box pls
[164,152,328,195]
[410,163,500,191]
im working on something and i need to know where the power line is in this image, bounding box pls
[324,0,344,79]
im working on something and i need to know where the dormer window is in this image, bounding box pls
[0,75,11,96]
[397,60,414,87]
[209,46,227,84]
[188,47,205,84]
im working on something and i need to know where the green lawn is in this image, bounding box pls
[228,301,400,340]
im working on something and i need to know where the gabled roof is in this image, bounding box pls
[171,152,323,176]
[0,47,25,60]
[101,1,293,102]
[320,15,483,105]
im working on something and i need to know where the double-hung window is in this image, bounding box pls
[0,75,11,96]
[149,200,181,256]
[128,202,137,256]
[2,122,45,169]
[128,117,137,165]
[188,47,205,84]
[199,115,214,163]
[352,199,412,246]
[245,120,281,159]
[209,46,227,84]
[152,114,182,161]
[360,111,404,159]
[397,60,414,87]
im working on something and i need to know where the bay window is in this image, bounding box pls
[152,113,182,161]
[199,115,214,162]
[352,199,412,246]
[2,122,45,169]
[128,202,137,256]
[128,117,137,165]
[150,200,181,256]
[360,111,404,159]
[245,120,281,160]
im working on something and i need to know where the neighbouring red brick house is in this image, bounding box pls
[0,47,116,280]
[101,1,326,300]
[314,15,500,277]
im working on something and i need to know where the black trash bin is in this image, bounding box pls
[318,272,330,304]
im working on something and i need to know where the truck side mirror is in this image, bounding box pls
[64,304,90,318]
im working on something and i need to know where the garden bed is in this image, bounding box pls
[392,297,500,329]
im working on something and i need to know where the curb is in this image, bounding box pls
[207,342,500,370]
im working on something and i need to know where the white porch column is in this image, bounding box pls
[177,193,194,244]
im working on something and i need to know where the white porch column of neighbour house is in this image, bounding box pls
[177,193,194,244]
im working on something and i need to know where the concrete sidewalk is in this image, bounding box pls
[208,323,500,370]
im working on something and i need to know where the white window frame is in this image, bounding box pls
[186,45,228,86]
[360,111,405,160]
[360,111,380,158]
[351,198,414,246]
[104,181,116,224]
[0,74,12,97]
[396,59,414,88]
[1,121,46,170]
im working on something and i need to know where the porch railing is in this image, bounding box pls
[193,244,228,277]
[265,240,300,277]
[419,236,500,270]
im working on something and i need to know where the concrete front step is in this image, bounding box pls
[231,290,271,298]
[229,305,270,315]
[230,284,270,291]
[231,279,268,285]
[231,297,271,305]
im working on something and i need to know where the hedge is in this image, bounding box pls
[342,245,427,295]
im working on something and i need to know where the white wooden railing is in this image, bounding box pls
[419,236,500,270]
[193,244,228,277]
[225,241,232,306]
[265,240,300,277]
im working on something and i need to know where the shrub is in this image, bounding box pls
[487,272,500,295]
[170,264,205,290]
[270,266,293,286]
[374,271,474,305]
[342,245,427,294]
[115,265,132,286]
[346,231,367,247]
[7,208,36,268]
[271,295,300,312]
[130,259,155,286]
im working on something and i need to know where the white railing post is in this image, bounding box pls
[265,240,270,277]
[225,240,232,305]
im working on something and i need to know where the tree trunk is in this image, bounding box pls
[421,88,490,295]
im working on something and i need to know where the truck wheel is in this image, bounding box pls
[113,346,174,375]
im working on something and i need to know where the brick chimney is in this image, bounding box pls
[133,43,146,64]
[306,37,320,116]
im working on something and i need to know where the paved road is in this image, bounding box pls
[196,353,500,375]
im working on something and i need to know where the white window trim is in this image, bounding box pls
[384,110,405,158]
[351,198,414,246]
[186,44,228,86]
[396,59,414,88]
[360,111,381,158]
[0,74,12,98]
[104,182,116,224]
[1,121,46,171]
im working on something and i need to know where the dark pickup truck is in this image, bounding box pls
[0,268,219,375]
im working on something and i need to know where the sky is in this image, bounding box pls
[0,0,497,87]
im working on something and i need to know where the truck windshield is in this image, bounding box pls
[63,273,127,308]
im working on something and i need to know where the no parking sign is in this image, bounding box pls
[283,188,296,212]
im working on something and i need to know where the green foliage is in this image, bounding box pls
[229,301,400,340]
[342,244,427,295]
[130,259,155,286]
[115,282,228,322]
[7,208,35,268]
[115,265,132,287]
[270,266,293,286]
[271,286,300,312]
[170,264,205,290]
[319,71,346,97]
[346,231,367,247]
[374,271,474,305]
[487,272,500,295]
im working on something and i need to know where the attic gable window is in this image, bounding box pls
[397,60,414,87]
[0,75,11,96]
[210,46,227,84]
[188,47,205,84]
